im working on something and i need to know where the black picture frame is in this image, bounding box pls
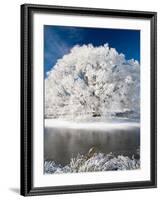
[21,3,157,196]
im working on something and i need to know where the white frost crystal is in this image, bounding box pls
[45,44,140,119]
[44,152,140,174]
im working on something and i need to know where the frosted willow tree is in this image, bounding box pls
[45,44,140,119]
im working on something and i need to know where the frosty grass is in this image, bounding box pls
[44,152,140,174]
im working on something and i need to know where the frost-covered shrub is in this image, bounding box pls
[45,44,140,119]
[44,152,140,174]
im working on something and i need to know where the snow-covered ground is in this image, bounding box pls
[44,152,140,174]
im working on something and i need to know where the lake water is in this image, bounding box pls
[44,120,140,166]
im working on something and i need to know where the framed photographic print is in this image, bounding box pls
[21,4,157,196]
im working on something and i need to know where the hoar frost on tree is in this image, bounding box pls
[45,44,140,119]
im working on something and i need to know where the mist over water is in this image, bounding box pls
[44,121,140,166]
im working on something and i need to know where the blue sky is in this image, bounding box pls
[44,25,140,74]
